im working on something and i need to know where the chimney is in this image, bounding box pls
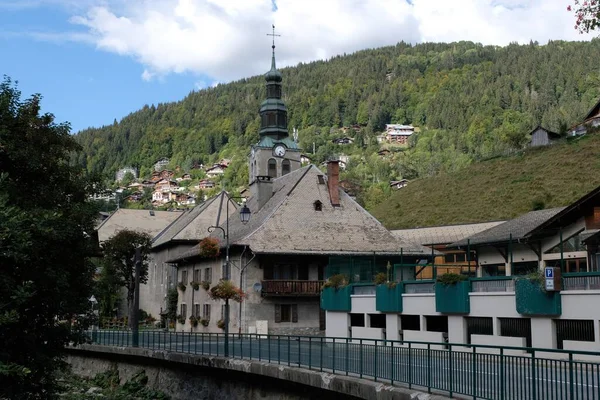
[327,161,340,206]
[250,175,273,210]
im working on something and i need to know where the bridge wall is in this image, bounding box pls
[65,345,449,400]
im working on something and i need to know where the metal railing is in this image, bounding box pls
[88,330,600,400]
[404,280,435,294]
[563,272,600,291]
[261,280,324,296]
[471,277,515,293]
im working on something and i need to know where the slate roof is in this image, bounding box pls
[391,221,505,246]
[151,191,236,249]
[96,209,181,243]
[450,207,566,247]
[167,165,431,262]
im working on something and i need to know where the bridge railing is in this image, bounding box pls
[87,330,600,400]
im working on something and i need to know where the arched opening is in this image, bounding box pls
[282,159,291,176]
[268,158,277,178]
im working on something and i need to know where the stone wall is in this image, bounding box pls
[65,345,449,400]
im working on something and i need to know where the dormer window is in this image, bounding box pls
[314,200,323,211]
[317,175,325,184]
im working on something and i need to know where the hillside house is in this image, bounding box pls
[176,173,192,182]
[528,125,561,147]
[383,124,414,145]
[151,170,174,182]
[570,98,600,136]
[193,179,216,191]
[206,164,227,177]
[390,179,409,190]
[154,179,178,192]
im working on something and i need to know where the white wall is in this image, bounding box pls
[351,327,384,343]
[470,335,526,355]
[403,331,446,349]
[402,294,436,315]
[326,311,349,338]
[350,295,376,313]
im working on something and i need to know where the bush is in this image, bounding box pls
[177,282,186,291]
[176,314,185,324]
[199,237,220,258]
[209,280,246,302]
[200,318,209,327]
[201,281,210,290]
[166,289,178,321]
[436,273,467,285]
[322,274,348,290]
[189,315,198,327]
[374,272,387,285]
[191,281,200,291]
[217,319,225,330]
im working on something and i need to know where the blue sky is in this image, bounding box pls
[0,0,591,133]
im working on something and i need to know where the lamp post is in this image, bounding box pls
[208,194,251,357]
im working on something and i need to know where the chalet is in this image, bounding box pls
[205,164,227,177]
[154,179,178,192]
[128,182,143,190]
[383,124,414,145]
[390,179,409,190]
[126,192,143,203]
[332,137,354,145]
[528,125,561,147]
[154,158,170,172]
[141,180,155,188]
[570,98,600,136]
[176,193,195,206]
[193,179,215,191]
[151,170,174,182]
[176,173,192,182]
[152,190,178,204]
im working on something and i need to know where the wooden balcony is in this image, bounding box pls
[261,280,324,297]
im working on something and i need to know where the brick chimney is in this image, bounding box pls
[327,161,340,206]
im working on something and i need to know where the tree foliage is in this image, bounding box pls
[100,229,152,328]
[568,1,600,33]
[0,77,98,398]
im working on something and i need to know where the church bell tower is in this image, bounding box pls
[249,26,301,184]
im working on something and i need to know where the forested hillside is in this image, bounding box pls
[74,40,600,209]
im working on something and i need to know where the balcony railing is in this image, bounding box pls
[261,280,324,297]
[471,277,515,293]
[404,280,435,294]
[563,272,600,291]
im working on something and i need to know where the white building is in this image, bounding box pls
[324,185,600,356]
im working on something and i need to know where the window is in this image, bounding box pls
[314,200,323,211]
[455,253,466,263]
[555,319,595,349]
[181,270,188,284]
[282,159,291,176]
[268,158,277,178]
[400,315,420,331]
[180,304,187,318]
[193,269,200,282]
[369,314,386,329]
[444,254,455,263]
[203,304,211,321]
[547,234,585,253]
[317,175,325,184]
[513,261,538,276]
[194,304,200,318]
[483,264,506,277]
[350,313,365,327]
[275,304,298,323]
[499,317,532,347]
[267,112,276,126]
[466,317,493,344]
[221,304,225,320]
[204,267,212,283]
[425,316,448,333]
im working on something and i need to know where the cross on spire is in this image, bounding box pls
[267,24,281,54]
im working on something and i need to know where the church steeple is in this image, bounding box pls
[259,25,288,139]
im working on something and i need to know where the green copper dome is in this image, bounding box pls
[259,50,287,139]
[265,54,282,82]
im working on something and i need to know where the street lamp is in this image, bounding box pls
[208,194,251,357]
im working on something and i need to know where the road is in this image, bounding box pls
[90,330,600,400]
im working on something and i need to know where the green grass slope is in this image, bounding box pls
[371,135,600,229]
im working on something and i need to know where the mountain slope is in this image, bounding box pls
[74,40,600,189]
[371,134,600,229]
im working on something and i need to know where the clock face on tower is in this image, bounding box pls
[273,145,286,158]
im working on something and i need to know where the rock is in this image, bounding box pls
[86,387,102,395]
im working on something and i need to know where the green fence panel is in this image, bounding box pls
[515,279,562,316]
[435,280,471,314]
[375,283,403,313]
[321,286,352,311]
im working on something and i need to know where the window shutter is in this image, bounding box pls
[274,304,282,323]
[292,304,298,323]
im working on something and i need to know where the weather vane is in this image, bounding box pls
[267,24,281,54]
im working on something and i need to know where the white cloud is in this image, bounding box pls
[43,0,600,82]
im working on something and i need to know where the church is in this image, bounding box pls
[140,38,431,335]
